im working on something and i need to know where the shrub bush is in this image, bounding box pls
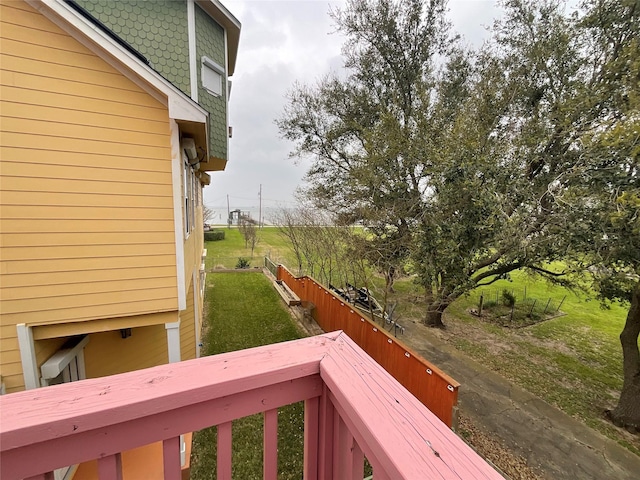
[502,289,516,307]
[236,257,250,269]
[204,229,225,241]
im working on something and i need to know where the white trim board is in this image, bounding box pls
[16,324,39,390]
[170,120,187,311]
[27,0,208,124]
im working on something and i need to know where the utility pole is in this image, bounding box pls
[226,194,230,229]
[259,184,262,229]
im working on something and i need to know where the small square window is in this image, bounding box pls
[202,56,225,97]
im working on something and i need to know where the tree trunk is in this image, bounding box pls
[424,301,448,328]
[607,282,640,433]
[384,266,396,293]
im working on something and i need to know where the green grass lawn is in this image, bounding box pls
[434,271,637,453]
[205,227,296,269]
[189,272,306,480]
[201,230,638,454]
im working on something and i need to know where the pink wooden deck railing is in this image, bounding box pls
[0,332,503,480]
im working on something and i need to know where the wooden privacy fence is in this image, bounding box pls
[277,265,460,428]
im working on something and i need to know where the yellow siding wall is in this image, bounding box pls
[180,279,196,361]
[183,196,204,288]
[181,182,204,361]
[0,325,21,392]
[0,1,180,391]
[1,329,67,393]
[83,324,169,378]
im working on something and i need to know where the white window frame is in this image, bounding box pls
[201,56,225,97]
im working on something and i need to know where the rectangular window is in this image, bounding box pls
[201,56,225,97]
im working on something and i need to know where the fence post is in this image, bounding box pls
[529,299,537,317]
[543,298,552,314]
[556,295,566,313]
[478,294,484,316]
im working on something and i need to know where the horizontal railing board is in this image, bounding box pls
[0,333,338,447]
[0,332,502,480]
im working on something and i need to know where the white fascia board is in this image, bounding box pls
[28,0,207,124]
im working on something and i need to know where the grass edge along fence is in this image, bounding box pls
[277,264,460,429]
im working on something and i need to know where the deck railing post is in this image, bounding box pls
[304,397,320,480]
[263,409,278,480]
[217,421,233,480]
[317,385,334,480]
[332,412,364,479]
[162,436,182,480]
[97,453,123,480]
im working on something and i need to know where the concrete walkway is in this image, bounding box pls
[402,329,640,480]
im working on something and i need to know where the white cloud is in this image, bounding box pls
[205,0,499,209]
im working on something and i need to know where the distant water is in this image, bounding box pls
[206,206,282,226]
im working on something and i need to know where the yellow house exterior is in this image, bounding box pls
[0,0,238,400]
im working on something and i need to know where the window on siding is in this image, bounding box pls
[201,56,225,97]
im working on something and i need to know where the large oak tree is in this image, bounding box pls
[278,0,639,427]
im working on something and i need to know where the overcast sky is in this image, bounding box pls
[204,0,501,210]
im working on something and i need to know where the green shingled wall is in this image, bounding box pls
[75,0,191,96]
[74,0,228,161]
[195,4,227,161]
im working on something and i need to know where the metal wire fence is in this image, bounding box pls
[476,288,566,327]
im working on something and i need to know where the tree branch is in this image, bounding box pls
[472,261,523,284]
[528,265,568,277]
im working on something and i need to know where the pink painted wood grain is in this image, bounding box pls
[0,334,334,479]
[303,397,319,480]
[217,422,232,480]
[162,436,181,480]
[263,409,278,480]
[322,335,504,479]
[317,384,334,480]
[97,453,122,480]
[0,331,503,480]
[351,439,364,480]
[25,474,53,480]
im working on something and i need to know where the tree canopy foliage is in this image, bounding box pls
[278,0,639,428]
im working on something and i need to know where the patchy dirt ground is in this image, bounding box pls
[457,413,545,480]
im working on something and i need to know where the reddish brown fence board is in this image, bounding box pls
[277,266,460,427]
